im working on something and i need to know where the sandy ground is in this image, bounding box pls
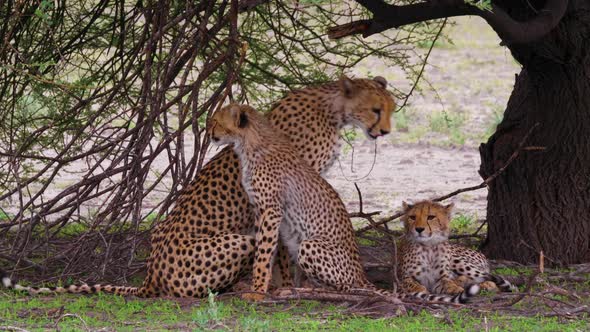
[1,17,521,225]
[325,141,487,219]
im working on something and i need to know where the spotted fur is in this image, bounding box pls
[208,104,478,304]
[0,77,396,297]
[398,201,517,295]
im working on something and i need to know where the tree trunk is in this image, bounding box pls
[479,2,590,265]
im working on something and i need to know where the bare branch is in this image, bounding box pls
[354,123,541,234]
[328,0,568,45]
[238,0,270,12]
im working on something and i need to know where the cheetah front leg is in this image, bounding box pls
[272,242,293,288]
[433,259,465,295]
[242,207,282,302]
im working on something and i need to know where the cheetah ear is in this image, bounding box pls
[402,201,412,211]
[339,75,356,98]
[444,203,454,213]
[238,111,249,128]
[229,105,249,128]
[373,76,387,89]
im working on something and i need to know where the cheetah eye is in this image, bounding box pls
[408,216,416,221]
[427,215,436,221]
[372,108,381,114]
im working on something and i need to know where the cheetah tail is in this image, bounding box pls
[1,268,142,297]
[486,273,518,292]
[409,283,481,304]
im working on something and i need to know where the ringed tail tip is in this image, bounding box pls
[453,283,480,304]
[1,268,12,288]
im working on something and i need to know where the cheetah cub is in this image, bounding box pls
[208,104,479,303]
[398,201,517,296]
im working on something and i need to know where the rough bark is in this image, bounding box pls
[479,1,590,264]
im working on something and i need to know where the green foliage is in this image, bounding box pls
[417,38,455,50]
[450,128,466,146]
[341,128,360,154]
[428,111,467,146]
[464,0,493,11]
[451,213,477,231]
[0,209,11,221]
[483,107,505,139]
[342,128,360,142]
[238,1,445,111]
[429,111,466,133]
[394,110,410,132]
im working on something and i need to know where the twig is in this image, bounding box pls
[354,123,541,234]
[383,222,399,289]
[398,18,447,112]
[0,253,45,273]
[494,256,542,308]
[54,313,89,332]
[0,327,31,332]
[352,184,396,236]
[448,219,487,240]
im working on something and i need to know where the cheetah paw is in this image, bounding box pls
[445,284,465,295]
[480,281,499,292]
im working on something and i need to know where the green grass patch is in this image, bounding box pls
[493,267,530,277]
[393,110,410,132]
[429,111,466,134]
[394,125,428,144]
[450,213,479,233]
[1,291,588,331]
[25,213,164,240]
[482,107,504,140]
[0,209,12,222]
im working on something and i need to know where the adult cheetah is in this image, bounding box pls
[1,76,396,297]
[207,104,479,303]
[398,200,517,296]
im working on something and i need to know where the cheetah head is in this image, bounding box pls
[339,75,396,139]
[401,200,454,246]
[208,104,257,146]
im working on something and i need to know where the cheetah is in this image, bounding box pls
[208,104,479,303]
[0,76,396,297]
[398,200,517,296]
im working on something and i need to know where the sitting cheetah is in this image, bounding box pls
[208,104,479,303]
[398,201,517,296]
[0,76,396,297]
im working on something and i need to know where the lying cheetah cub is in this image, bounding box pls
[208,104,479,303]
[398,201,517,295]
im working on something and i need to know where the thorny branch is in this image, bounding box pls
[352,123,542,235]
[0,1,242,280]
[0,1,447,280]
